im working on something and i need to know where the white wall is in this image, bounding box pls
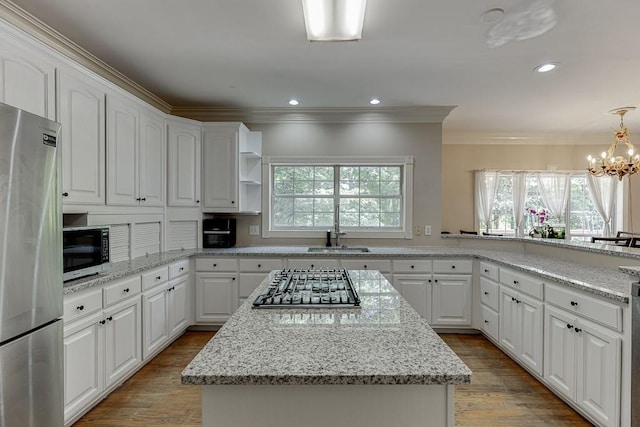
[234,121,443,247]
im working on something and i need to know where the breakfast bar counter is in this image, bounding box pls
[182,269,471,427]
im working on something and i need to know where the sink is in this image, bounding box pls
[307,247,370,253]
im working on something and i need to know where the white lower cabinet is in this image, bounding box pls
[195,273,238,323]
[142,283,169,359]
[430,274,472,326]
[499,286,543,376]
[393,274,431,321]
[63,295,141,423]
[544,305,620,427]
[168,276,189,338]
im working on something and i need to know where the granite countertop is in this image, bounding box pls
[181,269,473,386]
[62,245,635,303]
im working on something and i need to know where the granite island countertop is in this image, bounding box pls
[181,269,472,386]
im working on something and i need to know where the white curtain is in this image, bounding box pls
[586,174,617,236]
[475,170,501,232]
[535,172,570,222]
[512,172,527,236]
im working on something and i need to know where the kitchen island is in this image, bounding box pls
[182,269,472,427]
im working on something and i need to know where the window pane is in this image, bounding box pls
[314,198,334,212]
[381,167,400,181]
[294,213,313,227]
[294,180,313,195]
[294,167,314,180]
[294,197,313,212]
[314,166,334,181]
[361,213,380,227]
[360,198,380,213]
[273,198,293,227]
[569,175,605,240]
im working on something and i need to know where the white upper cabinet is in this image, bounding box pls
[202,123,261,213]
[0,41,55,120]
[57,69,106,206]
[106,95,165,207]
[106,95,139,206]
[138,108,165,207]
[167,118,201,207]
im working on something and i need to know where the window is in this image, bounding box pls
[265,157,413,239]
[478,172,612,240]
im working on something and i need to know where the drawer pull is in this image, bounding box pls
[310,264,314,268]
[567,324,574,329]
[123,288,130,293]
[574,328,582,333]
[213,263,217,267]
[451,265,456,269]
[411,265,415,269]
[484,269,489,273]
[179,267,184,271]
[99,320,106,325]
[570,301,578,306]
[513,280,519,285]
[364,265,368,269]
[434,279,438,283]
[76,305,84,311]
[428,279,432,283]
[232,277,236,281]
[511,297,516,302]
[155,275,161,280]
[107,316,113,322]
[484,291,489,295]
[258,264,261,268]
[484,320,489,323]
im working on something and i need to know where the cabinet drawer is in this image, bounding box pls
[103,275,141,307]
[287,258,340,270]
[479,261,499,282]
[169,260,189,279]
[238,258,283,272]
[546,283,622,332]
[340,259,391,272]
[480,277,500,312]
[392,259,431,273]
[63,288,103,323]
[500,268,543,300]
[481,305,499,342]
[195,257,238,272]
[141,266,169,291]
[433,259,472,274]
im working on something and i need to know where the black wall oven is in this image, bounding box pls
[203,219,236,248]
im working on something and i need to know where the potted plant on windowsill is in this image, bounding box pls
[527,208,566,239]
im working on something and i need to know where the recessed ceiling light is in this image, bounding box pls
[534,63,557,73]
[288,99,300,106]
[369,98,381,105]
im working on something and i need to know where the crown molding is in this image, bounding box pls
[443,130,613,146]
[0,0,172,113]
[171,106,456,124]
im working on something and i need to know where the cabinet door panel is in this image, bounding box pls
[142,286,168,359]
[576,322,620,427]
[63,312,104,421]
[139,111,165,206]
[195,274,237,323]
[107,96,139,206]
[393,275,431,321]
[168,278,189,338]
[58,70,106,205]
[167,122,201,206]
[104,299,141,387]
[499,288,519,354]
[0,54,54,119]
[518,295,543,376]
[202,126,238,210]
[431,275,471,326]
[544,306,576,400]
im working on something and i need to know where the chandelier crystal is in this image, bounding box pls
[587,107,640,181]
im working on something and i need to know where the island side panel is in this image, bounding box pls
[202,384,454,427]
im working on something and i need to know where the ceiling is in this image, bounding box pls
[9,0,640,143]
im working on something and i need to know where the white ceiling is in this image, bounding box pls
[10,0,640,143]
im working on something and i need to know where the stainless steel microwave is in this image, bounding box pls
[63,226,110,282]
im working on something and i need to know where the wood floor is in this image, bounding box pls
[73,332,592,427]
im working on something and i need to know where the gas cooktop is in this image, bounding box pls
[252,269,360,309]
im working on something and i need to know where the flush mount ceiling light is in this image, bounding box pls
[302,0,367,41]
[369,98,381,105]
[587,107,640,180]
[534,62,557,73]
[288,99,300,106]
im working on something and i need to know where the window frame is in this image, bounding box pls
[262,156,413,239]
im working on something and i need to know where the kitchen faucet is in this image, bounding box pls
[334,205,346,247]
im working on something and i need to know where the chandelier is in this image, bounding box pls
[587,107,640,181]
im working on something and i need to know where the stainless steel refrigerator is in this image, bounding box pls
[0,102,63,426]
